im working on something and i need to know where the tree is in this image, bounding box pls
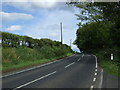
[75,21,111,51]
[68,2,120,23]
[68,2,120,50]
[2,32,68,49]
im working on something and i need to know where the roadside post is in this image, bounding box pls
[111,53,113,60]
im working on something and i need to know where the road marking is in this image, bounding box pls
[99,69,103,88]
[90,85,94,90]
[77,58,81,61]
[95,69,97,72]
[65,54,75,59]
[93,78,96,82]
[1,54,75,78]
[95,73,97,76]
[65,62,75,68]
[82,54,84,57]
[1,62,54,78]
[92,55,98,68]
[13,71,57,90]
[95,57,98,68]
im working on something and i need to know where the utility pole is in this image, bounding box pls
[70,39,72,48]
[60,22,63,44]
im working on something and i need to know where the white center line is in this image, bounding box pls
[65,62,75,68]
[13,71,57,90]
[95,73,97,76]
[93,78,96,82]
[77,58,81,61]
[82,54,84,57]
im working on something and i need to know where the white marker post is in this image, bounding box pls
[111,53,113,60]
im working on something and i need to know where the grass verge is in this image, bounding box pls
[2,53,73,73]
[95,51,119,77]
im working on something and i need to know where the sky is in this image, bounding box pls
[0,0,81,52]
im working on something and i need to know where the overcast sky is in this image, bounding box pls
[1,0,80,52]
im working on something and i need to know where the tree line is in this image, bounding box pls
[2,31,69,49]
[68,2,120,52]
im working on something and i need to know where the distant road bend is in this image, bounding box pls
[2,54,103,89]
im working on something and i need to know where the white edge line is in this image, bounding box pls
[1,54,75,78]
[2,61,55,78]
[95,69,98,72]
[95,73,97,76]
[93,78,96,82]
[82,54,84,57]
[95,56,98,68]
[13,71,57,90]
[90,85,94,89]
[92,55,98,68]
[67,54,75,58]
[65,62,75,68]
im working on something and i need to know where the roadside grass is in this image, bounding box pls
[3,53,73,72]
[100,59,119,76]
[95,51,119,77]
[2,47,74,72]
[0,47,2,71]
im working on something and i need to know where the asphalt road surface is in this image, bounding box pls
[2,54,104,89]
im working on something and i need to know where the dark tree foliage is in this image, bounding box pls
[75,22,112,51]
[68,2,120,51]
[91,2,120,47]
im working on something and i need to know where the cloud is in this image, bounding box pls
[39,24,60,31]
[71,45,80,52]
[4,1,75,12]
[50,33,58,37]
[6,25,22,31]
[1,11,34,22]
[2,0,58,2]
[5,0,57,11]
[25,8,79,43]
[31,0,57,8]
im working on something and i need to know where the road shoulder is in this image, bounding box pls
[102,71,119,89]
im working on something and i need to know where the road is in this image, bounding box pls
[2,54,103,89]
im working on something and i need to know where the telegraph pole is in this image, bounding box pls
[70,39,72,48]
[60,22,63,44]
